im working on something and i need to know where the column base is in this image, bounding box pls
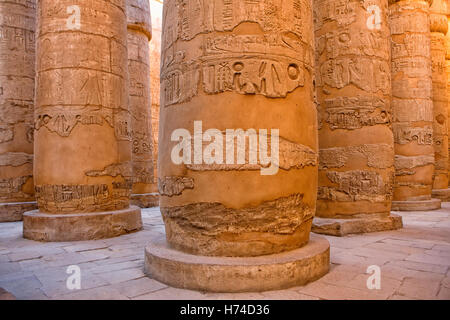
[432,188,450,202]
[131,193,159,208]
[0,201,37,222]
[391,198,441,211]
[311,214,403,237]
[23,205,142,242]
[144,234,330,293]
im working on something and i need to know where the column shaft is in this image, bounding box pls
[390,0,441,210]
[127,0,158,208]
[430,0,450,200]
[23,0,142,241]
[313,0,402,236]
[145,0,329,293]
[0,0,37,221]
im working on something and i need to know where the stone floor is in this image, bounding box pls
[0,204,449,300]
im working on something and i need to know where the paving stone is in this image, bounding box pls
[112,278,168,298]
[297,281,389,300]
[259,290,320,300]
[55,287,129,300]
[97,268,145,285]
[132,287,207,300]
[397,282,439,300]
[386,260,449,274]
[437,287,450,300]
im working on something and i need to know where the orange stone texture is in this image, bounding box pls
[389,0,441,210]
[127,0,158,208]
[22,0,142,241]
[149,0,162,189]
[0,0,37,222]
[430,0,450,200]
[145,0,330,292]
[312,0,402,234]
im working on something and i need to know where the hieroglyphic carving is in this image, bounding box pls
[161,0,314,104]
[429,0,449,190]
[158,176,194,197]
[0,0,36,205]
[0,176,32,201]
[320,144,394,170]
[389,0,436,201]
[318,170,390,202]
[323,95,390,130]
[34,184,130,213]
[393,124,433,145]
[315,0,395,219]
[185,136,317,172]
[32,0,132,214]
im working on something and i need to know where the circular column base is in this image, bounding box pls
[391,199,441,211]
[432,188,450,202]
[312,214,403,237]
[131,193,159,208]
[0,202,37,222]
[144,234,330,293]
[23,205,142,242]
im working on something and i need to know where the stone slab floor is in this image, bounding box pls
[0,204,449,300]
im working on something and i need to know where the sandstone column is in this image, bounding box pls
[150,0,163,191]
[446,5,450,184]
[23,0,142,241]
[312,0,402,236]
[0,0,37,222]
[145,0,329,292]
[390,0,441,211]
[127,0,158,208]
[430,0,450,201]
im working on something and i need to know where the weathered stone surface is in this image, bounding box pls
[312,214,403,237]
[446,9,450,186]
[24,0,142,240]
[430,0,449,195]
[0,0,36,221]
[313,0,400,233]
[0,201,37,222]
[431,187,450,200]
[392,198,442,211]
[127,0,158,207]
[150,0,162,187]
[158,0,319,257]
[130,193,159,208]
[144,234,330,293]
[23,206,143,242]
[390,0,437,208]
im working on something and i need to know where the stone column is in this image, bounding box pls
[0,0,37,222]
[127,0,158,208]
[23,0,142,241]
[312,0,402,236]
[149,0,163,191]
[431,0,450,201]
[145,0,329,292]
[390,0,441,211]
[446,5,450,185]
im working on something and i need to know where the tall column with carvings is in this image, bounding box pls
[446,3,450,185]
[312,0,402,236]
[390,0,441,210]
[430,0,450,201]
[0,0,37,222]
[145,0,330,292]
[23,0,142,241]
[150,0,163,191]
[127,0,158,208]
